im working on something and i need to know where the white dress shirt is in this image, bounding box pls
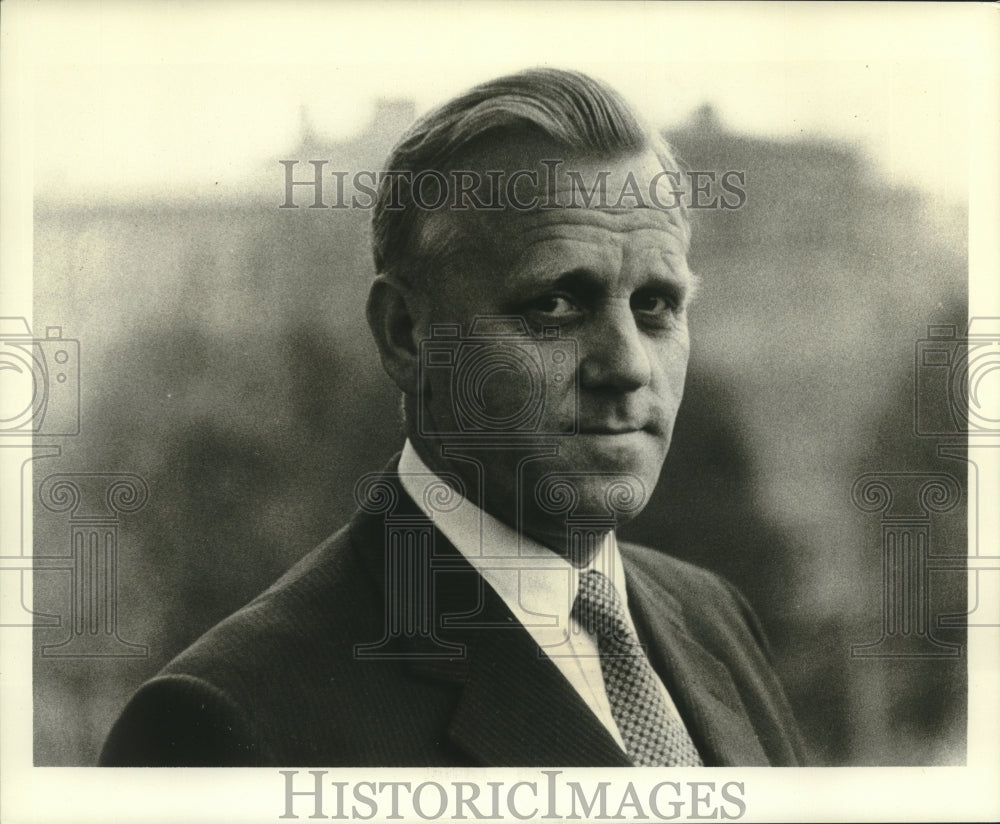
[397,440,686,753]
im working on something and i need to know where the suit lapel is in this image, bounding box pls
[441,587,631,767]
[350,464,629,767]
[623,556,771,766]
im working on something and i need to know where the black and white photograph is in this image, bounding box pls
[1,1,998,822]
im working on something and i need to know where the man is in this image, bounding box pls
[100,68,805,767]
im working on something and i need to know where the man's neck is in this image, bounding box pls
[402,436,603,567]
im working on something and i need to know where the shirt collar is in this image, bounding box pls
[397,440,629,630]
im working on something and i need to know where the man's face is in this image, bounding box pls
[410,143,693,552]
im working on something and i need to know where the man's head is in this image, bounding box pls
[366,68,696,556]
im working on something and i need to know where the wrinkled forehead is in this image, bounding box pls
[520,206,691,280]
[494,201,686,238]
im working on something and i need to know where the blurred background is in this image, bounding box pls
[23,6,971,768]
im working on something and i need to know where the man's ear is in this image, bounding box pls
[366,275,421,394]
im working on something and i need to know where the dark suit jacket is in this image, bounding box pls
[100,470,805,767]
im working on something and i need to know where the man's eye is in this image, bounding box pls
[531,295,579,317]
[631,293,675,314]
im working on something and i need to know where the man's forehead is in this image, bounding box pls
[458,199,689,264]
[498,205,683,235]
[416,207,689,304]
[510,206,689,275]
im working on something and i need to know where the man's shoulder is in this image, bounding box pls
[162,517,375,684]
[618,539,733,598]
[617,539,768,646]
[101,500,472,766]
[100,520,375,766]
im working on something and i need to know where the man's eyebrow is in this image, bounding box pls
[510,266,696,300]
[507,266,606,292]
[535,268,607,298]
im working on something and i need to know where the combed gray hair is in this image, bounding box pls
[371,67,690,285]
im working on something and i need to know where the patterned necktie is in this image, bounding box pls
[572,569,703,767]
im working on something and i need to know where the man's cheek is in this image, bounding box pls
[425,361,547,435]
[474,367,539,429]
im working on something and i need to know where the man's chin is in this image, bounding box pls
[566,430,663,469]
[520,466,653,545]
[517,491,647,561]
[546,431,667,486]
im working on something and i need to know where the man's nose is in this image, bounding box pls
[577,304,652,393]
